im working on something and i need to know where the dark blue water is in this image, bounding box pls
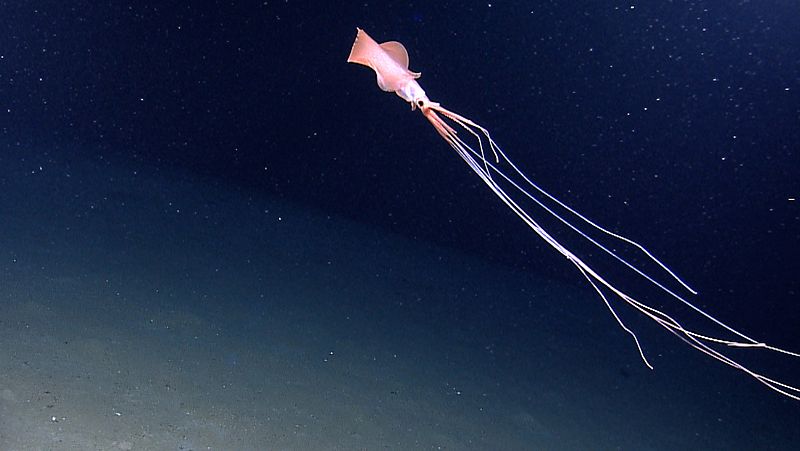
[2,1,798,449]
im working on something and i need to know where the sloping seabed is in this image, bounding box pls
[0,148,798,450]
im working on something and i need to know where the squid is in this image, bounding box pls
[347,28,799,400]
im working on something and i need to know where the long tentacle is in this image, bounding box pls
[420,105,800,400]
[429,103,762,343]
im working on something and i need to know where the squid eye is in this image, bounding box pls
[417,100,425,108]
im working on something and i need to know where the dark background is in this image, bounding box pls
[2,1,798,346]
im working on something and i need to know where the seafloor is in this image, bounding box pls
[1,149,797,450]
